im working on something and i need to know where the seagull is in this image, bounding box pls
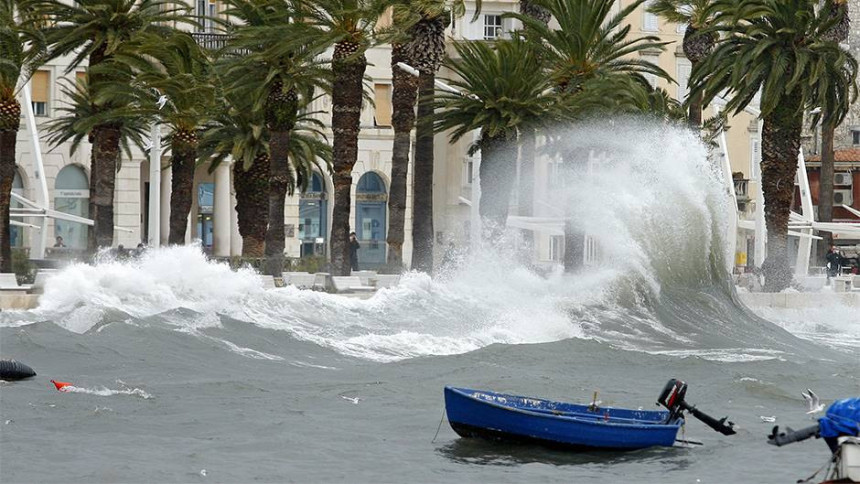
[802,389,825,415]
[341,395,361,405]
[156,95,168,110]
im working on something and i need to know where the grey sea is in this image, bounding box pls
[2,124,859,483]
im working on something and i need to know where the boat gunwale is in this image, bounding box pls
[446,386,682,430]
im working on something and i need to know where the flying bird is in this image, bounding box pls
[802,389,825,415]
[156,95,168,110]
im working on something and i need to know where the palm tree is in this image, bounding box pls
[647,0,719,129]
[30,0,193,250]
[434,38,574,239]
[0,0,42,272]
[689,0,858,291]
[509,0,671,272]
[385,14,420,271]
[128,32,218,246]
[307,0,392,276]
[219,0,329,275]
[818,0,850,264]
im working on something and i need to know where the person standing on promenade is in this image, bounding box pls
[349,232,360,272]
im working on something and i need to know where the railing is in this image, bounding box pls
[190,32,232,51]
[734,179,750,200]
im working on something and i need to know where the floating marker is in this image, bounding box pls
[50,380,72,391]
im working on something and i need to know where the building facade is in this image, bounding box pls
[12,0,765,270]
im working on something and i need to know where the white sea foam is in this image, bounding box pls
[6,121,844,362]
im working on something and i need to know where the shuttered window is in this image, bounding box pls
[374,84,392,127]
[31,70,50,116]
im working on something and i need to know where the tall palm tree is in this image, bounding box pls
[818,0,850,264]
[647,0,719,129]
[307,0,392,276]
[690,0,858,291]
[30,0,193,250]
[434,38,575,239]
[509,0,671,272]
[385,13,420,271]
[127,32,218,246]
[219,0,329,275]
[0,0,42,272]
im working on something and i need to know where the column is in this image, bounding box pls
[160,164,171,245]
[213,161,231,257]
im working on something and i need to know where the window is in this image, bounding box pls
[548,158,563,189]
[463,157,474,185]
[196,0,215,32]
[641,54,660,88]
[750,138,761,181]
[550,236,563,262]
[54,165,90,249]
[643,1,659,31]
[373,84,392,127]
[852,130,860,145]
[483,14,503,40]
[31,70,49,116]
[676,59,691,101]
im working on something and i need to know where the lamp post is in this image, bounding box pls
[147,94,167,248]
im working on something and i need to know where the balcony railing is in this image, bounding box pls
[191,32,231,51]
[734,179,749,200]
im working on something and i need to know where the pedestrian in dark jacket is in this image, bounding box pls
[826,246,841,281]
[349,232,360,272]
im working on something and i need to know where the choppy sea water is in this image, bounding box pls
[2,122,858,484]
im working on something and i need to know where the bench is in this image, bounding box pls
[0,273,30,295]
[32,270,58,293]
[283,272,316,289]
[258,275,277,289]
[331,276,375,293]
[833,276,853,293]
[351,270,378,286]
[374,274,401,289]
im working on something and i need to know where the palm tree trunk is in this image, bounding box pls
[0,121,18,273]
[817,122,835,264]
[518,128,536,248]
[760,97,803,292]
[386,43,418,272]
[89,125,121,250]
[167,131,197,245]
[263,81,298,276]
[233,154,269,258]
[411,72,435,273]
[479,132,518,240]
[330,45,367,276]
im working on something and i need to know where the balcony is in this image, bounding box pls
[191,32,231,51]
[734,178,750,210]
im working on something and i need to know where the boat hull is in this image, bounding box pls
[445,386,682,451]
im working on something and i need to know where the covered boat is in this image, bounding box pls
[444,386,683,450]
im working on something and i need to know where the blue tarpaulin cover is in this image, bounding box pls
[819,398,860,438]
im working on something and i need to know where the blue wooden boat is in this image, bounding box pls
[444,386,683,450]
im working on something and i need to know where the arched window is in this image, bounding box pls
[54,165,89,249]
[355,172,387,268]
[299,172,327,257]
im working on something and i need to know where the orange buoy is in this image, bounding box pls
[51,380,72,391]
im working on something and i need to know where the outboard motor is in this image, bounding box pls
[657,379,736,436]
[768,398,860,451]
